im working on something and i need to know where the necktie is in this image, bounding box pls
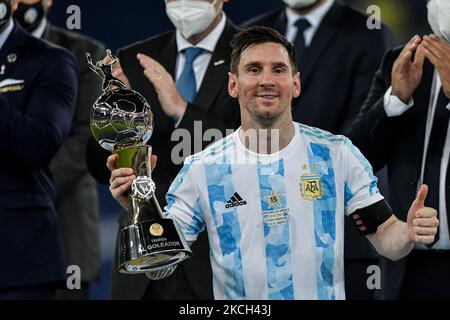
[176,47,204,104]
[423,88,450,247]
[294,18,311,66]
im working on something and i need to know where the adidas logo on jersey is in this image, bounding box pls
[225,192,247,209]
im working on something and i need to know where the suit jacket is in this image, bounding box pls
[0,22,77,289]
[345,47,439,299]
[86,19,241,299]
[242,1,393,263]
[44,23,105,282]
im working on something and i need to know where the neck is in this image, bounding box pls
[240,114,295,154]
[289,0,326,15]
[187,11,222,45]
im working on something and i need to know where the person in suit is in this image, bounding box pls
[346,0,450,299]
[242,0,393,134]
[0,0,77,299]
[86,0,241,300]
[241,0,393,299]
[13,0,106,300]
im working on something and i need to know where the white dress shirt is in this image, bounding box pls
[0,20,14,76]
[175,13,226,92]
[284,0,335,46]
[0,20,14,50]
[173,13,226,127]
[384,73,450,250]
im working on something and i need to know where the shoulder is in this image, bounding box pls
[185,133,236,166]
[45,24,105,53]
[299,123,347,145]
[298,123,350,158]
[41,41,77,67]
[23,31,77,67]
[336,1,393,42]
[240,8,284,28]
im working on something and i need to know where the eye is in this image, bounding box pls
[247,66,261,74]
[274,67,286,74]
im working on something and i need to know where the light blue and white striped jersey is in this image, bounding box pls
[164,122,383,300]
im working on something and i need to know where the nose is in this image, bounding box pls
[259,69,275,87]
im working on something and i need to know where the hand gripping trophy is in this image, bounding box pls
[87,50,192,273]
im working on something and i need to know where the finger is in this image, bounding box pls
[112,65,124,78]
[137,53,157,70]
[109,168,134,184]
[106,154,119,171]
[110,177,134,199]
[413,44,426,70]
[422,36,448,60]
[137,53,166,75]
[415,207,438,218]
[423,46,441,68]
[395,49,413,71]
[150,155,158,171]
[412,217,439,227]
[103,55,112,64]
[413,226,438,236]
[110,175,135,190]
[425,34,450,54]
[414,235,436,244]
[414,184,428,207]
[400,35,421,55]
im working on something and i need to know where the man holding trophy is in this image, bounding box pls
[86,0,241,300]
[106,26,440,299]
[87,50,192,275]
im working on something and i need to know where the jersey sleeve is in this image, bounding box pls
[343,137,384,215]
[163,158,205,242]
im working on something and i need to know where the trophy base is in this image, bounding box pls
[118,218,192,274]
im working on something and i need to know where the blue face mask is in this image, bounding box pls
[0,0,12,30]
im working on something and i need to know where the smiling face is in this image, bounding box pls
[228,42,301,127]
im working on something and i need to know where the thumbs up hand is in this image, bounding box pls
[407,185,439,244]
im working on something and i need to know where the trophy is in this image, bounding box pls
[87,50,192,274]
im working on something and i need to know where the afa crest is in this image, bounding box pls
[300,174,324,200]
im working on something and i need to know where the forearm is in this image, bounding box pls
[367,216,414,261]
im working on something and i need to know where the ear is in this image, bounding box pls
[292,71,301,98]
[228,72,239,98]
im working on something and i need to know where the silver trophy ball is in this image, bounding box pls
[90,88,153,152]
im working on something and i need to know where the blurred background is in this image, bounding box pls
[46,0,432,299]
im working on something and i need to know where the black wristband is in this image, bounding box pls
[349,199,393,236]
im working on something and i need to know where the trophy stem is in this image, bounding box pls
[129,196,163,225]
[116,145,161,225]
[88,50,191,274]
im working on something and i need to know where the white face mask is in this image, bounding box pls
[282,0,318,9]
[427,0,450,42]
[166,0,220,40]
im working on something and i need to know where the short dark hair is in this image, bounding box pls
[230,26,297,74]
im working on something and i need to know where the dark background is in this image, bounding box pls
[48,0,431,52]
[45,0,431,299]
